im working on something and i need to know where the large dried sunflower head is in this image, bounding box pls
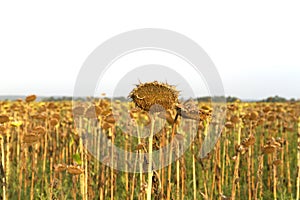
[129,81,179,112]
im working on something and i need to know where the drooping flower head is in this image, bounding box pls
[129,81,179,112]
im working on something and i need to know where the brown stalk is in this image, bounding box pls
[0,135,6,200]
[231,120,241,200]
[296,117,300,200]
[166,117,178,200]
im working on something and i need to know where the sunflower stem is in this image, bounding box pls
[146,114,156,200]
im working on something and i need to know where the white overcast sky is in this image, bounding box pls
[0,1,299,99]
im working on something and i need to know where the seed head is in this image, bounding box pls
[23,133,40,144]
[50,118,59,126]
[85,105,101,118]
[25,94,37,103]
[130,108,151,126]
[263,145,276,154]
[273,159,282,166]
[73,106,85,116]
[67,165,84,175]
[242,135,256,147]
[54,164,67,172]
[32,126,46,135]
[225,121,234,129]
[249,111,259,120]
[129,81,179,112]
[0,114,9,124]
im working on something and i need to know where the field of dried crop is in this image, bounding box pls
[0,95,299,200]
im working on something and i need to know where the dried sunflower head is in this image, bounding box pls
[176,99,211,121]
[67,165,84,175]
[129,81,179,112]
[129,107,151,126]
[23,133,40,144]
[241,135,256,147]
[263,144,276,154]
[54,163,67,172]
[0,114,9,124]
[25,94,37,103]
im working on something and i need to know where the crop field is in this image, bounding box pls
[0,93,300,200]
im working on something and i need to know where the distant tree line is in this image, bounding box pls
[40,95,298,103]
[196,96,240,103]
[41,96,77,101]
[260,95,298,103]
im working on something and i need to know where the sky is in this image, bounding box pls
[0,1,299,100]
